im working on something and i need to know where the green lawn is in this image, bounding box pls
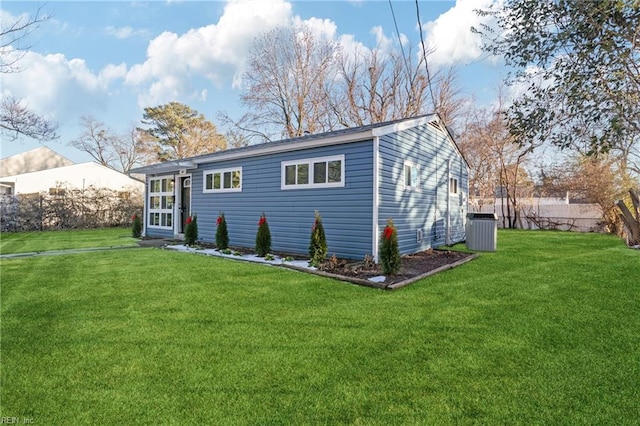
[0,227,136,254]
[1,230,638,424]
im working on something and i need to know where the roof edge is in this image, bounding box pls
[131,114,441,175]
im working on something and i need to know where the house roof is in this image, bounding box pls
[0,146,74,177]
[1,161,144,194]
[132,114,468,175]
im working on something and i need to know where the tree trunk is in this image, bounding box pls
[615,189,640,247]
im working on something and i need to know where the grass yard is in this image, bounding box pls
[1,230,639,424]
[0,227,136,254]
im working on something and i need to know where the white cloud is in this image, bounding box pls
[422,0,499,67]
[105,25,149,39]
[124,0,294,107]
[293,16,337,40]
[0,50,125,122]
[370,25,393,51]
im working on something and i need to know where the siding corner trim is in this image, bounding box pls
[372,136,380,263]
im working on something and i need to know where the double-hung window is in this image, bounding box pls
[404,161,419,190]
[449,177,458,194]
[148,177,174,228]
[281,155,344,189]
[203,167,242,193]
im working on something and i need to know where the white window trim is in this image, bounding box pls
[203,167,243,193]
[449,177,459,194]
[281,154,345,190]
[148,176,174,230]
[404,160,420,191]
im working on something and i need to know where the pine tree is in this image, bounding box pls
[184,215,198,245]
[379,218,401,275]
[255,213,271,257]
[308,210,328,267]
[216,212,229,250]
[131,214,142,238]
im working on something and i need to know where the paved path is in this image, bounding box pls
[0,238,175,259]
[0,244,144,259]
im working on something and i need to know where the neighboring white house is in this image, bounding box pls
[0,162,144,195]
[0,148,143,195]
[0,146,74,177]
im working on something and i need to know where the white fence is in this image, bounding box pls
[472,198,603,232]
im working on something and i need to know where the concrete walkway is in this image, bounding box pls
[0,237,178,259]
[0,244,143,259]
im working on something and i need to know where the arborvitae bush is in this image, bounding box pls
[308,210,328,267]
[379,218,401,275]
[184,215,198,245]
[216,212,229,250]
[255,213,271,257]
[131,214,142,238]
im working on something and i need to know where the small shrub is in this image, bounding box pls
[184,215,198,246]
[318,254,346,272]
[264,253,275,261]
[379,218,401,275]
[308,210,328,267]
[255,213,271,257]
[131,214,142,238]
[216,212,229,250]
[362,254,376,270]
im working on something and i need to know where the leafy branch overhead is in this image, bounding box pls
[475,0,640,157]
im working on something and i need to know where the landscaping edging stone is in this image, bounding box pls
[161,243,479,290]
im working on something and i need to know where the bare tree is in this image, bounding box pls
[1,7,59,142]
[234,25,466,141]
[1,5,50,73]
[458,86,537,227]
[71,116,152,173]
[331,44,433,128]
[536,154,633,234]
[70,116,115,168]
[114,125,153,173]
[241,25,340,139]
[430,66,468,132]
[1,96,58,142]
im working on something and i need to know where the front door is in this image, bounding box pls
[178,176,191,234]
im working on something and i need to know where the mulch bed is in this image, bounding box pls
[140,238,477,290]
[291,249,477,290]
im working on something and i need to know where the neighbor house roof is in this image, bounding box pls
[132,114,468,175]
[0,146,74,177]
[2,162,144,194]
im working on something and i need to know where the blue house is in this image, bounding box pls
[132,114,469,261]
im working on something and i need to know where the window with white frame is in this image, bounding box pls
[449,177,458,194]
[203,167,242,193]
[148,177,174,228]
[281,155,344,189]
[404,161,419,190]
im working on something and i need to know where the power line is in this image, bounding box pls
[415,0,438,116]
[388,0,411,80]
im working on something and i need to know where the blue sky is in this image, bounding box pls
[1,0,503,164]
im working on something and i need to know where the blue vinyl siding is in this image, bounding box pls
[145,224,175,239]
[191,141,374,259]
[377,124,468,255]
[141,116,469,261]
